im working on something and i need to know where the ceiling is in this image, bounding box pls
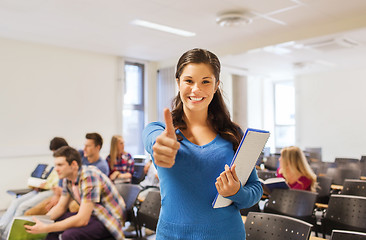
[1,0,366,77]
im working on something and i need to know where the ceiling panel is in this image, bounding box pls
[0,0,365,75]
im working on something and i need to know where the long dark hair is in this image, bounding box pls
[172,48,242,151]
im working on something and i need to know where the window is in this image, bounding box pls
[274,81,295,148]
[123,62,144,156]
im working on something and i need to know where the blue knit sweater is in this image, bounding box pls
[143,122,263,240]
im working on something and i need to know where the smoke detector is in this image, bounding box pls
[216,11,252,27]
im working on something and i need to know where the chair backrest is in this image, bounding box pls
[256,169,277,180]
[317,175,333,198]
[305,147,322,162]
[114,183,141,219]
[326,167,361,185]
[132,162,147,184]
[264,189,318,219]
[322,194,366,234]
[361,156,366,176]
[341,179,366,197]
[245,212,313,240]
[264,154,280,171]
[335,157,360,165]
[330,230,366,240]
[137,190,161,231]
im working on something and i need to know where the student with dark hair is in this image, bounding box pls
[0,137,67,240]
[143,48,262,239]
[26,133,111,216]
[79,132,109,176]
[25,146,126,240]
[49,137,69,151]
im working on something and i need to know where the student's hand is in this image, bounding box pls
[39,182,47,189]
[24,217,48,234]
[152,108,180,168]
[215,164,241,197]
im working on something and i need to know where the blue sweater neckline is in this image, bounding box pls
[177,129,219,148]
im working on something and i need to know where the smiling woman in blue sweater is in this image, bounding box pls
[143,48,262,240]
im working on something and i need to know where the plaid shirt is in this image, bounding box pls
[106,152,134,177]
[62,166,126,240]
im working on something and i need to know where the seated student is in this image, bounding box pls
[0,137,67,240]
[106,135,134,183]
[24,132,109,216]
[79,132,109,176]
[25,146,126,240]
[277,146,317,192]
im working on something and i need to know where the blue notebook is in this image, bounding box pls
[212,128,270,208]
[260,177,289,194]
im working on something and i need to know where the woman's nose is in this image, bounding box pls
[192,83,200,92]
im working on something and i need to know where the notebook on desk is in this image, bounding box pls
[212,128,270,208]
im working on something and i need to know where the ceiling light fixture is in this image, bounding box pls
[131,19,196,37]
[216,11,252,27]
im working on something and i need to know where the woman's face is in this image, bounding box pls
[117,138,124,154]
[177,63,219,114]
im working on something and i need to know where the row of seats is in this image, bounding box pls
[106,184,161,239]
[245,212,366,240]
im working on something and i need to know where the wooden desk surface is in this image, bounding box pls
[331,184,343,190]
[315,202,328,209]
[310,236,327,240]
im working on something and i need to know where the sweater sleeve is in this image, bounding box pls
[142,122,165,156]
[226,168,263,209]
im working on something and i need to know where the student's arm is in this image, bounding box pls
[291,176,312,190]
[117,172,132,180]
[46,194,71,220]
[45,186,63,212]
[25,199,94,234]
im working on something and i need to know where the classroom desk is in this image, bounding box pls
[315,203,328,209]
[6,188,32,197]
[331,184,343,191]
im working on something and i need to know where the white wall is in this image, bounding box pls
[0,38,121,209]
[296,67,366,162]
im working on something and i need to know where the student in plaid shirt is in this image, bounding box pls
[25,146,126,240]
[106,135,135,183]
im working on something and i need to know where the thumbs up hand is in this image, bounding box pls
[152,108,180,168]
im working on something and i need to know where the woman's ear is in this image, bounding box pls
[215,80,220,92]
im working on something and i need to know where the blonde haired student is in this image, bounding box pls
[106,135,134,183]
[277,146,317,192]
[143,48,262,240]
